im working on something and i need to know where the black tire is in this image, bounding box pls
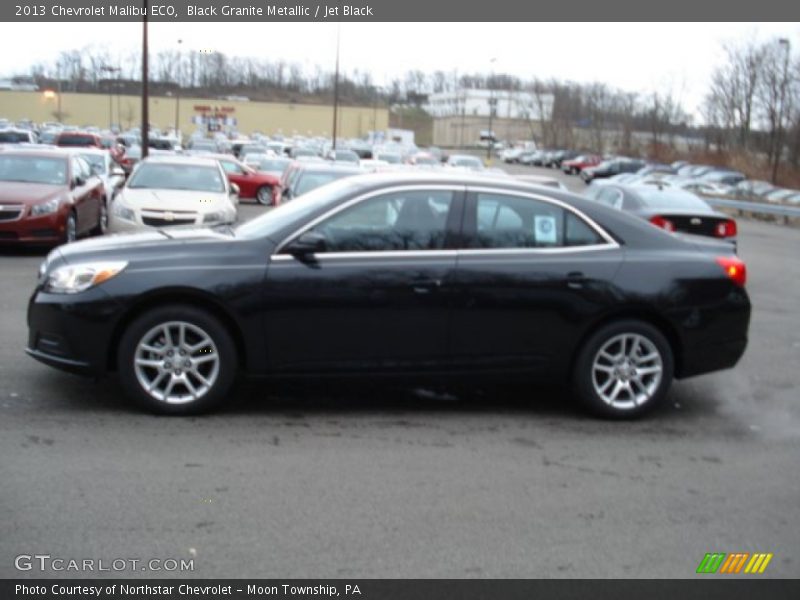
[117,305,238,415]
[256,185,273,206]
[572,320,674,419]
[63,210,78,244]
[91,198,108,236]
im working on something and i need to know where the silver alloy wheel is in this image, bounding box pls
[591,333,663,410]
[66,214,77,243]
[256,186,272,205]
[133,321,220,405]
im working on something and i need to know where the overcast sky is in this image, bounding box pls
[1,22,798,120]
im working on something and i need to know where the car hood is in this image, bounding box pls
[119,188,230,209]
[0,182,63,205]
[53,228,235,265]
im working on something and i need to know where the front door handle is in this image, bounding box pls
[566,271,586,290]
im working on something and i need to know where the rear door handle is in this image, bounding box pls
[566,271,586,290]
[412,279,442,294]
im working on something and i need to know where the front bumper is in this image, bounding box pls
[0,210,65,244]
[26,286,124,376]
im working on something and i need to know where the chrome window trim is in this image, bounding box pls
[271,182,620,261]
[273,184,465,255]
[466,185,619,248]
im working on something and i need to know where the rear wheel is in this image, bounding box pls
[256,185,273,206]
[118,305,238,415]
[573,320,673,419]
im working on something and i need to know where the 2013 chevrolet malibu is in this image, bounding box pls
[26,172,751,418]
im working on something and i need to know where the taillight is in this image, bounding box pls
[716,256,746,287]
[649,215,675,232]
[714,219,737,238]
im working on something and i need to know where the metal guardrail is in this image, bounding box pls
[701,197,800,219]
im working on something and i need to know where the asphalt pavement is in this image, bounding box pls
[1,165,798,578]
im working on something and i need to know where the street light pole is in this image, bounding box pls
[772,38,791,184]
[101,65,119,130]
[486,57,497,160]
[141,0,150,159]
[175,39,183,143]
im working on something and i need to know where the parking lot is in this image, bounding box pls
[1,163,799,579]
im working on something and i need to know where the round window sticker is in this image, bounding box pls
[534,215,557,244]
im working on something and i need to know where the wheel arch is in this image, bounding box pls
[107,288,248,372]
[569,309,685,380]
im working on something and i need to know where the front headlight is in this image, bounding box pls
[31,197,61,216]
[203,211,224,223]
[44,261,128,294]
[113,202,135,221]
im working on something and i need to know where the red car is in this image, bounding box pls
[54,131,103,148]
[562,154,601,175]
[0,149,106,245]
[206,154,281,206]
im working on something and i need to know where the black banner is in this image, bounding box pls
[2,0,800,22]
[4,580,800,600]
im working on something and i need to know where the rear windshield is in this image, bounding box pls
[636,189,711,211]
[58,134,96,146]
[0,131,31,143]
[295,171,359,196]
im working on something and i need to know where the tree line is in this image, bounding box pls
[17,37,800,178]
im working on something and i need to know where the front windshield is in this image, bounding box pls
[128,163,225,192]
[235,177,362,240]
[0,155,67,185]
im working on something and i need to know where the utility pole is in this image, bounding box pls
[486,57,497,160]
[141,0,150,159]
[331,23,341,150]
[772,38,791,184]
[174,39,183,142]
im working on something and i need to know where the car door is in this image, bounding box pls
[261,186,464,374]
[219,159,253,197]
[448,187,624,375]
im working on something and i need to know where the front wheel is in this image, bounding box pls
[63,210,78,244]
[572,320,673,419]
[92,199,108,236]
[256,185,273,206]
[118,305,238,415]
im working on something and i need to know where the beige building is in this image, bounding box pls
[0,90,389,138]
[433,115,544,147]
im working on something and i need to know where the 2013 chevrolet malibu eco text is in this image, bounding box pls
[26,172,751,418]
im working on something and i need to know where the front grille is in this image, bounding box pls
[142,216,196,227]
[0,208,23,221]
[31,229,58,238]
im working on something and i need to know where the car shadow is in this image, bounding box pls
[23,368,726,429]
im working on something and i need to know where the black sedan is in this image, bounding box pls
[26,173,750,418]
[587,183,738,242]
[581,158,645,183]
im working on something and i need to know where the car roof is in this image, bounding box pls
[141,155,221,167]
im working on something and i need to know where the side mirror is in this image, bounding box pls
[286,231,326,257]
[111,167,125,177]
[230,183,240,196]
[73,176,85,188]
